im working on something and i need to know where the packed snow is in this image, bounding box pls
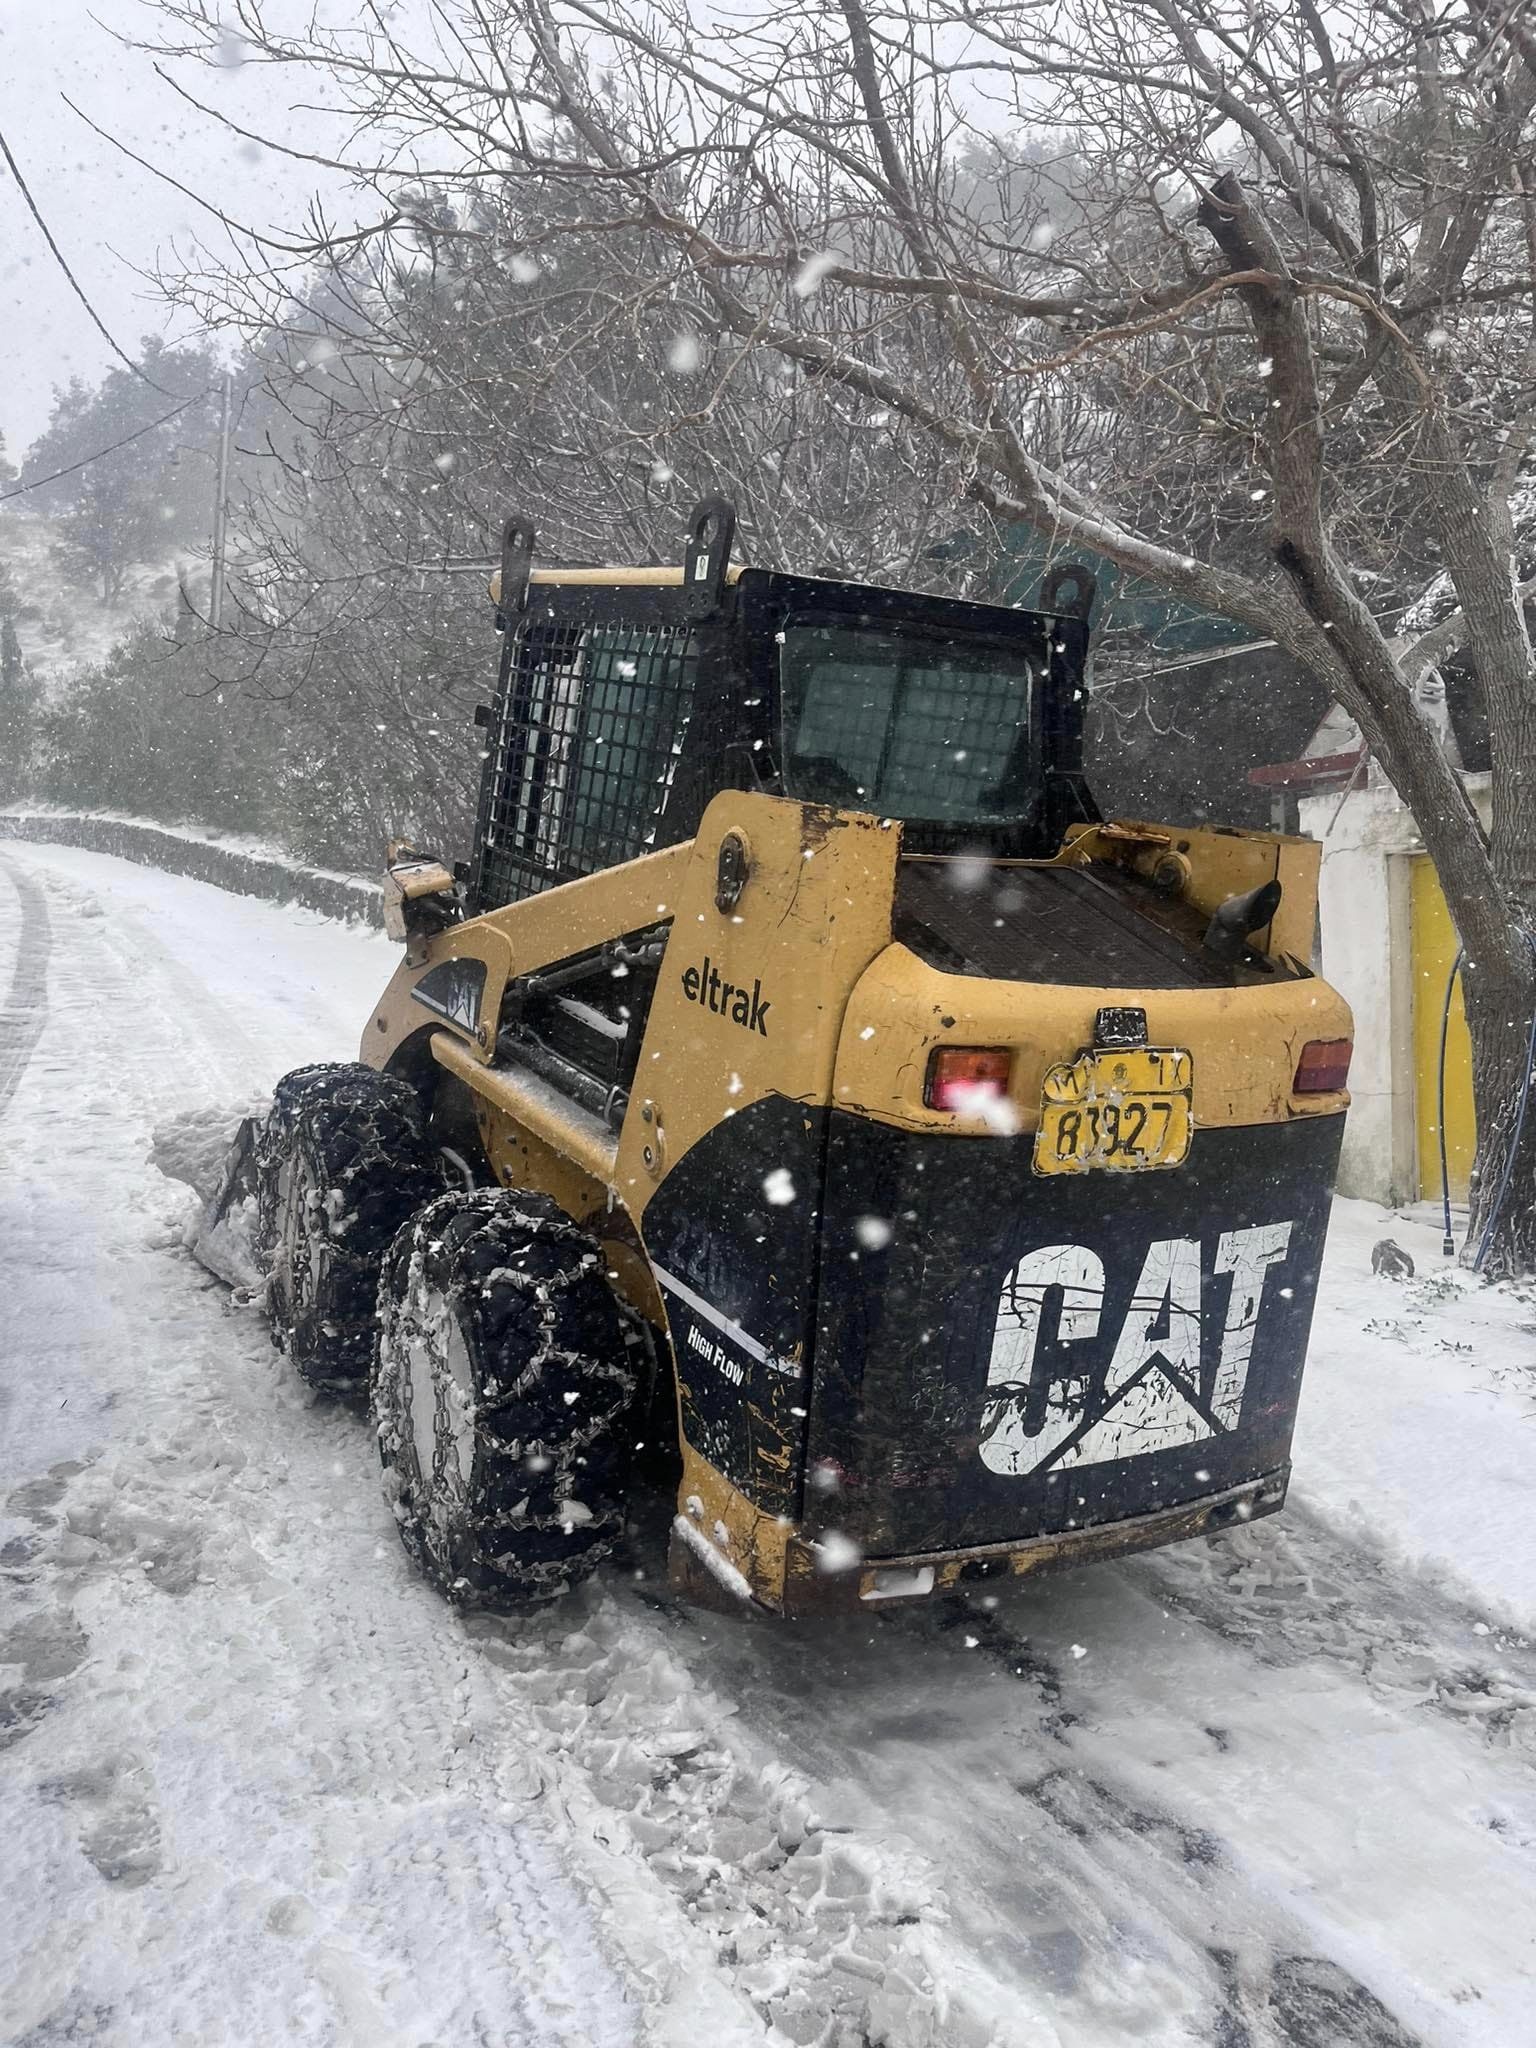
[3,839,1535,2047]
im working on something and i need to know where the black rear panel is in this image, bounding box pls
[639,1093,1341,1559]
[807,1110,1342,1555]
[640,1097,823,1518]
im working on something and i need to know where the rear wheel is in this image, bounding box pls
[255,1063,438,1397]
[373,1188,637,1610]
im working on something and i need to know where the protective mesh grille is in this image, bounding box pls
[477,617,698,906]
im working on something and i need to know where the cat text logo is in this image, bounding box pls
[980,1224,1294,1476]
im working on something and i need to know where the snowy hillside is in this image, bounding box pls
[0,509,197,693]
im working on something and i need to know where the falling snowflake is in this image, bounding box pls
[792,249,845,297]
[814,1530,862,1574]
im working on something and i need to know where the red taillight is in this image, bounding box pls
[925,1047,1012,1112]
[1294,1037,1352,1094]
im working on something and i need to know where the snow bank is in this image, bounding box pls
[1295,1195,1536,1638]
[149,1100,268,1208]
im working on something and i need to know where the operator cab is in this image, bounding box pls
[473,502,1098,914]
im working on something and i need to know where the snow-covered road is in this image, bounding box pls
[3,840,1535,2048]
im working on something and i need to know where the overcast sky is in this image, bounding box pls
[0,0,354,458]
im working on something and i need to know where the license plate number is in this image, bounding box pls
[1034,1047,1193,1175]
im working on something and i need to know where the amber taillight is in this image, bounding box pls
[924,1047,1012,1112]
[1293,1038,1352,1094]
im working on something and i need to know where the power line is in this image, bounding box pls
[0,123,174,397]
[0,393,207,502]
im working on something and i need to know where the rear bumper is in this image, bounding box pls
[776,1464,1290,1615]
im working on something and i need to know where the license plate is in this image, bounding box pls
[1033,1047,1193,1175]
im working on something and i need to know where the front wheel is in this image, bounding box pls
[373,1189,637,1610]
[255,1063,439,1397]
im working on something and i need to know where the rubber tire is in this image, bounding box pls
[373,1188,637,1611]
[256,1062,439,1397]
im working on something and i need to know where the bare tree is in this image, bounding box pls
[172,179,985,859]
[143,0,1536,1268]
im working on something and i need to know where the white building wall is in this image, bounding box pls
[1298,773,1491,1206]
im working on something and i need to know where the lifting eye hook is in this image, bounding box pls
[715,830,751,914]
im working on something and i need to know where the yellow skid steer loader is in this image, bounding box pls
[223,499,1350,1615]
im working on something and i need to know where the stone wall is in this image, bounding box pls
[0,810,383,928]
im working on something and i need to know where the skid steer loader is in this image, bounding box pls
[232,499,1350,1616]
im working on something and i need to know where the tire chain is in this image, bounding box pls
[254,1062,437,1394]
[375,1189,638,1608]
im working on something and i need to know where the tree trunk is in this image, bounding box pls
[1193,171,1536,1275]
[1463,960,1536,1275]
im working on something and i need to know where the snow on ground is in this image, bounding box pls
[1296,1199,1536,1637]
[2,838,1536,2048]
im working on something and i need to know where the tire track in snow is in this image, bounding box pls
[0,858,650,2048]
[0,848,979,2041]
[9,843,1536,2048]
[463,1588,974,2047]
[5,1394,648,2046]
[651,1528,1536,2048]
[0,852,50,1119]
[909,1594,1431,2048]
[1133,1506,1536,1765]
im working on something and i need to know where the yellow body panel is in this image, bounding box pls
[1410,852,1475,1203]
[611,791,899,1211]
[490,563,747,602]
[364,919,515,1058]
[364,843,691,1065]
[1069,818,1321,967]
[831,943,1350,1136]
[671,1443,795,1611]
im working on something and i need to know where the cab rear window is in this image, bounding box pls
[778,621,1039,822]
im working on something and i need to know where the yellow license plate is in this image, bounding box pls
[1033,1047,1193,1175]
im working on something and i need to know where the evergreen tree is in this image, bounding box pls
[19,341,225,604]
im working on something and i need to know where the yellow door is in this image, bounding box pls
[1410,854,1476,1202]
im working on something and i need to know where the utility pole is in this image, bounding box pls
[210,372,232,631]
